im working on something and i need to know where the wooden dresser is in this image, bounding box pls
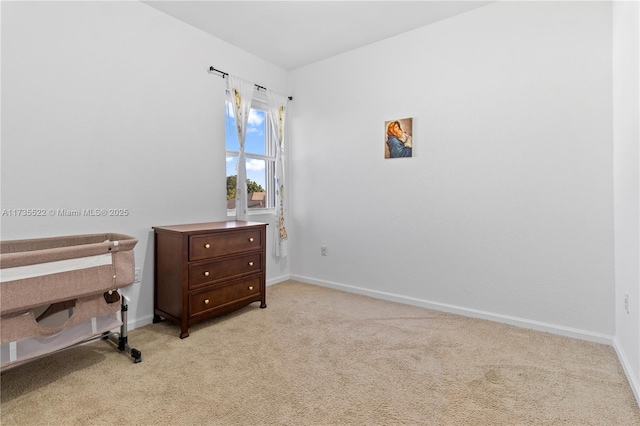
[152,221,267,338]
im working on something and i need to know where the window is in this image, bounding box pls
[225,97,275,213]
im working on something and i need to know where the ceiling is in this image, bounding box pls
[143,1,493,70]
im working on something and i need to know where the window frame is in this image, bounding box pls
[225,95,276,215]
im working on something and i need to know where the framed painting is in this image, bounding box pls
[384,117,413,158]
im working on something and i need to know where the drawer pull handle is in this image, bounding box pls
[248,286,254,291]
[249,237,254,242]
[204,299,210,305]
[204,243,211,249]
[204,271,210,277]
[248,261,254,267]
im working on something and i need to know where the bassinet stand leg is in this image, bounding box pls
[103,296,142,363]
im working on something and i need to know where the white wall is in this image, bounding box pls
[613,0,640,405]
[1,1,290,328]
[289,1,615,341]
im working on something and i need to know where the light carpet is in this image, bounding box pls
[2,280,639,425]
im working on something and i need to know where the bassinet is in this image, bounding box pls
[0,233,141,371]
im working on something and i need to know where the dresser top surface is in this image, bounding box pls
[153,220,267,234]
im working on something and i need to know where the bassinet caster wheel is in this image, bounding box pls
[131,348,142,363]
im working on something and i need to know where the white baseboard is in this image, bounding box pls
[127,274,615,345]
[267,274,291,286]
[127,314,155,331]
[290,274,615,346]
[613,337,640,408]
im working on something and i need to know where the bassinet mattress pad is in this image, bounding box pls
[0,253,113,282]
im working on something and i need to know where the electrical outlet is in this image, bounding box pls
[321,245,327,256]
[134,267,142,283]
[624,294,629,314]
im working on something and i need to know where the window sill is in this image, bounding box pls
[227,209,275,218]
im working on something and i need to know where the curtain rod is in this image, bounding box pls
[209,66,293,101]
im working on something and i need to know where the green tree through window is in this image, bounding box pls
[226,175,265,200]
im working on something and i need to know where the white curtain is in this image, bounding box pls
[226,75,255,221]
[266,90,289,257]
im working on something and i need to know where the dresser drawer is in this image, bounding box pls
[189,276,262,317]
[188,253,263,289]
[189,229,263,261]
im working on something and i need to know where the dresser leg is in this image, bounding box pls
[180,330,190,339]
[260,302,267,309]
